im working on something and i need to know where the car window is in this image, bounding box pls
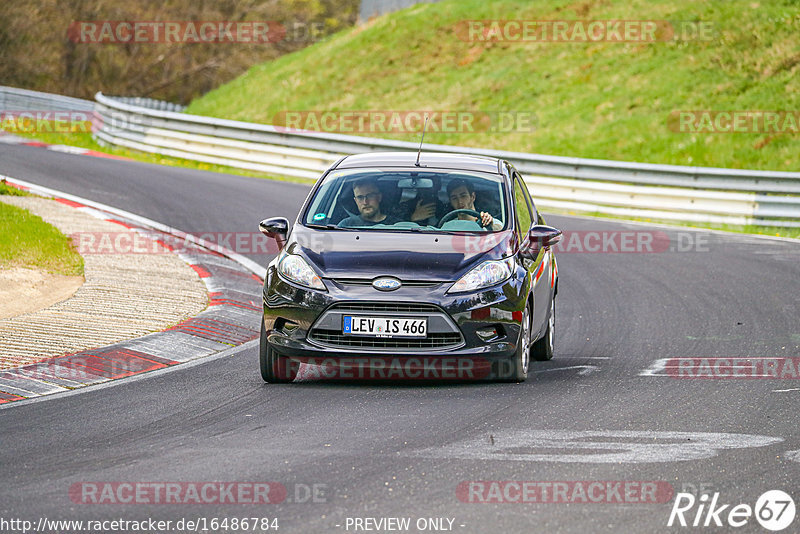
[513,173,534,242]
[515,171,538,223]
[303,169,509,233]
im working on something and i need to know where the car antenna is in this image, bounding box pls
[415,115,429,167]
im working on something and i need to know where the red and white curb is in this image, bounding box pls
[0,176,266,405]
[0,130,133,161]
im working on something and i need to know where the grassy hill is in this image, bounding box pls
[185,0,800,171]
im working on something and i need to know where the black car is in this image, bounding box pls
[258,152,561,383]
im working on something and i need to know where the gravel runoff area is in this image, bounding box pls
[0,195,208,369]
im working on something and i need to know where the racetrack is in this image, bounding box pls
[1,144,799,533]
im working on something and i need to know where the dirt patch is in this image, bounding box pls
[0,266,84,319]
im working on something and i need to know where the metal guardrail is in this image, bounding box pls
[109,97,186,113]
[2,86,799,227]
[92,92,800,227]
[0,86,94,113]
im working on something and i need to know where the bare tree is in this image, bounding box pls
[0,0,358,104]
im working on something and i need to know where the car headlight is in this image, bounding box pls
[448,257,515,294]
[278,254,326,291]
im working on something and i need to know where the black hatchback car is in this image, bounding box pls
[259,152,561,383]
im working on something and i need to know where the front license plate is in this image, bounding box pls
[343,316,427,338]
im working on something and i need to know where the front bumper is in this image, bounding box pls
[262,267,528,364]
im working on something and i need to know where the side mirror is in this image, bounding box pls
[259,217,290,251]
[527,225,562,251]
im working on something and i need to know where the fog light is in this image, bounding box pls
[276,318,299,334]
[476,326,499,341]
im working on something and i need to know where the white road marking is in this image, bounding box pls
[640,357,798,377]
[773,388,800,393]
[535,365,599,376]
[785,450,800,462]
[407,430,782,464]
[46,144,90,155]
[639,358,669,376]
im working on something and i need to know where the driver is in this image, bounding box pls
[446,179,502,230]
[339,178,401,227]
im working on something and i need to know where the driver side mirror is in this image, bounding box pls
[527,225,562,252]
[259,217,290,251]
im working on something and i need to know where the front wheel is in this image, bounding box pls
[531,296,555,361]
[259,320,297,383]
[498,304,531,382]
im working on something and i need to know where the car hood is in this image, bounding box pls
[287,226,515,281]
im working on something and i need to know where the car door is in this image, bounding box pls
[513,171,551,338]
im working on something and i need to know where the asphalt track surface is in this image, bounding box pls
[1,144,799,534]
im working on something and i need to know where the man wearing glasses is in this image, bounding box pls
[339,178,401,227]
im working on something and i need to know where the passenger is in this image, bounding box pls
[339,178,402,227]
[395,189,448,225]
[446,179,502,231]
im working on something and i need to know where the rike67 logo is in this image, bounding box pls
[668,490,795,531]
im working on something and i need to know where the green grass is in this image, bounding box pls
[0,198,84,276]
[0,179,31,196]
[186,0,800,172]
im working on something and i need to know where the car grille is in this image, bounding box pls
[307,302,464,350]
[328,302,441,313]
[333,278,443,288]
[309,329,462,349]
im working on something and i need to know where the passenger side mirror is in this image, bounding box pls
[527,225,562,252]
[259,217,290,250]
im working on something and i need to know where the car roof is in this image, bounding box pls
[335,152,503,175]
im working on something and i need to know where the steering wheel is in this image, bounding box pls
[438,209,485,227]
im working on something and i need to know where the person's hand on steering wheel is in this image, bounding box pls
[478,211,493,227]
[438,209,490,228]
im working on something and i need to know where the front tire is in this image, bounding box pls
[531,296,555,361]
[498,304,531,382]
[259,320,297,383]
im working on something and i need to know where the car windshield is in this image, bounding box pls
[303,168,509,233]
